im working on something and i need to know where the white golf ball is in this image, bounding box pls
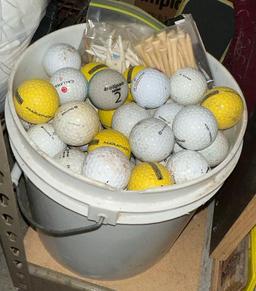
[53,101,100,146]
[131,68,170,109]
[83,147,131,189]
[173,105,218,150]
[198,131,229,167]
[154,102,183,128]
[27,123,66,157]
[129,118,174,162]
[170,68,207,105]
[54,147,86,174]
[50,68,88,104]
[88,69,128,110]
[112,102,150,137]
[166,150,209,184]
[43,43,81,76]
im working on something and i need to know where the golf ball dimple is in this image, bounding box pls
[83,147,131,189]
[198,131,229,167]
[173,105,218,150]
[154,102,183,128]
[27,123,66,157]
[14,79,59,124]
[88,69,128,110]
[166,150,209,183]
[43,43,81,76]
[50,68,88,104]
[131,68,170,109]
[53,101,100,146]
[129,118,175,162]
[112,102,150,137]
[128,162,174,191]
[170,68,207,105]
[54,147,86,174]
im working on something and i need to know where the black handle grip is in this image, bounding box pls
[15,185,105,237]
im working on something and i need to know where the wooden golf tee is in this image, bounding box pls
[152,40,165,72]
[177,31,191,67]
[185,33,197,68]
[168,36,179,73]
[145,46,160,69]
[135,44,150,66]
[159,46,171,76]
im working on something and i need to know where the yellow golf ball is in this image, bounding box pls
[88,129,131,158]
[98,99,131,128]
[98,108,116,128]
[128,162,174,191]
[81,62,108,81]
[202,87,244,129]
[123,65,145,102]
[14,79,59,124]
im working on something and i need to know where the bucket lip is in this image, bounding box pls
[6,24,248,197]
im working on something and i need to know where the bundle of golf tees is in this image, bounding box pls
[135,27,196,76]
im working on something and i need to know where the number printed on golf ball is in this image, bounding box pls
[166,150,209,183]
[112,102,150,137]
[50,68,88,104]
[129,118,174,162]
[83,147,131,189]
[173,105,218,150]
[170,68,207,105]
[53,101,100,146]
[88,69,128,110]
[131,68,170,109]
[27,123,66,157]
[43,43,81,76]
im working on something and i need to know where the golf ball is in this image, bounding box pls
[170,67,207,105]
[112,102,150,137]
[81,62,108,81]
[14,79,59,124]
[131,68,170,108]
[88,69,128,110]
[166,150,209,184]
[198,131,229,167]
[43,43,81,76]
[202,86,244,129]
[50,68,88,104]
[27,123,66,157]
[88,129,131,158]
[173,105,218,150]
[154,102,183,128]
[83,147,131,189]
[129,118,174,162]
[53,101,100,146]
[128,162,174,191]
[54,147,86,174]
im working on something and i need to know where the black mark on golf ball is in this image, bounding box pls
[88,64,107,75]
[149,162,163,180]
[15,91,23,104]
[40,126,54,140]
[127,66,135,84]
[132,72,144,92]
[204,123,213,143]
[103,141,128,152]
[89,139,99,146]
[26,107,52,118]
[158,124,168,135]
[175,138,185,144]
[104,82,124,92]
[158,116,168,123]
[180,74,192,81]
[62,148,70,158]
[61,105,78,116]
[204,90,219,99]
[55,79,74,88]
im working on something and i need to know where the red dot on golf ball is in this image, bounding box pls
[61,86,68,93]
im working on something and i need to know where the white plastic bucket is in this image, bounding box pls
[5,24,247,280]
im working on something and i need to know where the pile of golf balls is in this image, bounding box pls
[14,42,244,191]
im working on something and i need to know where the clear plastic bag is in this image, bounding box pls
[79,0,165,73]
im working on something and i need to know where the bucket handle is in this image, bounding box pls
[14,185,105,237]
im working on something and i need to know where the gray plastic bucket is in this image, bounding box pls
[5,24,247,280]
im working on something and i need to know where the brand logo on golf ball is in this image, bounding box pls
[61,86,68,93]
